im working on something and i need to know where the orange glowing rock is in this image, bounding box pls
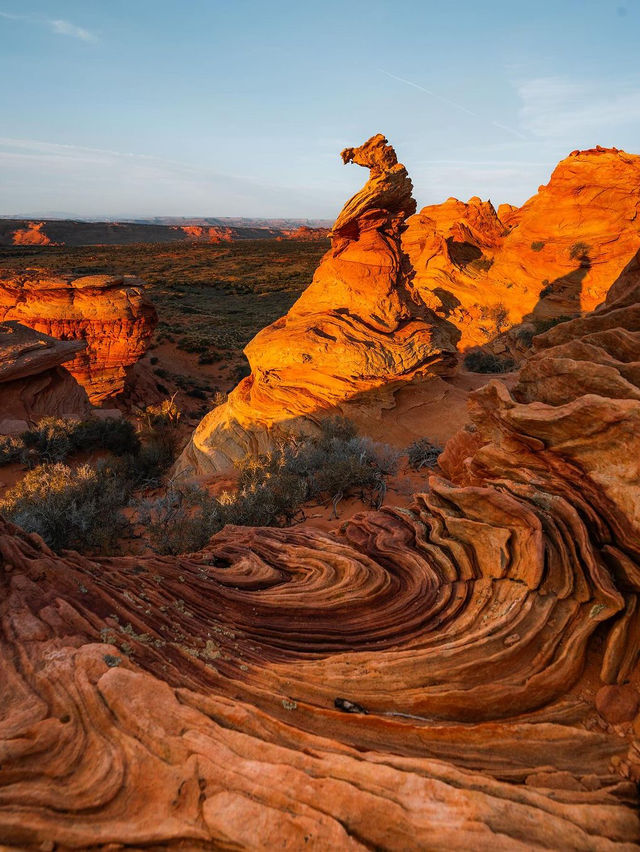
[11,221,55,246]
[0,271,157,403]
[405,146,640,349]
[0,320,90,425]
[176,134,458,475]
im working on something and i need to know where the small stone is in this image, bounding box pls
[595,685,640,724]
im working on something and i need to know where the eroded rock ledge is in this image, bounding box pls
[0,271,157,403]
[0,321,90,427]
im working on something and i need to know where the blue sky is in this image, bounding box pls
[1,0,639,218]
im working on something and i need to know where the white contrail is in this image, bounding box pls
[380,69,528,140]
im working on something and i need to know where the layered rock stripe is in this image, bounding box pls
[0,272,157,403]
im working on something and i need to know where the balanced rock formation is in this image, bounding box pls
[0,271,157,403]
[177,134,458,475]
[404,146,640,349]
[3,278,640,847]
[0,321,91,429]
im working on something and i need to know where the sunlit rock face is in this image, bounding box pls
[11,222,55,246]
[0,271,157,403]
[404,146,640,349]
[0,320,90,426]
[176,134,459,476]
[3,280,640,847]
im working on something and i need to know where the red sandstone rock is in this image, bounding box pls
[11,221,55,246]
[404,147,640,350]
[596,686,640,724]
[0,321,91,425]
[179,224,234,242]
[176,134,458,475]
[0,271,157,403]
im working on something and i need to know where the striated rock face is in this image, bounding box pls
[0,321,91,426]
[0,271,157,403]
[3,283,640,847]
[176,134,458,475]
[405,146,640,349]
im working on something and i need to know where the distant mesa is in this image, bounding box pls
[0,217,331,247]
[0,272,157,404]
[11,221,57,246]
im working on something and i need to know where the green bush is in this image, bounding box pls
[0,462,130,552]
[463,350,516,373]
[406,438,442,470]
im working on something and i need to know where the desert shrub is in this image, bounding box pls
[21,417,75,463]
[129,398,182,485]
[406,438,442,470]
[533,315,577,334]
[234,361,251,382]
[0,462,130,552]
[71,418,140,456]
[139,484,221,555]
[234,417,398,520]
[569,241,591,260]
[468,256,493,272]
[137,418,401,555]
[0,435,25,465]
[515,326,536,347]
[464,351,516,373]
[7,417,139,468]
[530,241,545,252]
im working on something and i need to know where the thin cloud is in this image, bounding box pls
[0,10,97,41]
[380,69,528,140]
[517,76,640,138]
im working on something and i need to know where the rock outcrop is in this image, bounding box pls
[176,134,459,475]
[11,222,55,246]
[3,278,640,847]
[0,321,91,428]
[404,146,640,350]
[0,271,157,403]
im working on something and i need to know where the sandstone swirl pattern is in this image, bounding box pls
[176,134,458,476]
[2,281,640,847]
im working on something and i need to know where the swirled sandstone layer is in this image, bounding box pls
[2,281,640,848]
[176,134,458,476]
[404,146,640,350]
[0,271,157,403]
